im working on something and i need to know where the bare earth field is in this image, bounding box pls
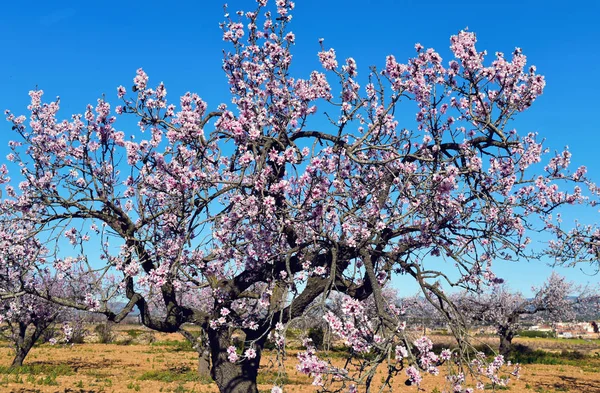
[0,327,598,393]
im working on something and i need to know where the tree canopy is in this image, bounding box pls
[1,1,598,392]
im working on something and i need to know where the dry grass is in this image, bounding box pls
[0,327,597,392]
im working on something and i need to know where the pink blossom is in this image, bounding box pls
[244,347,257,359]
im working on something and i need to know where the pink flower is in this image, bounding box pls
[227,346,239,362]
[406,366,422,385]
[239,151,254,167]
[244,347,257,359]
[133,68,148,91]
[318,49,338,70]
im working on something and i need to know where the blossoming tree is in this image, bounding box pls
[0,223,76,367]
[2,0,597,391]
[0,293,61,367]
[458,273,578,357]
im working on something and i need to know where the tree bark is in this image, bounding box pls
[498,328,514,358]
[11,347,28,368]
[209,329,261,393]
[9,318,55,368]
[197,344,211,380]
[11,322,33,368]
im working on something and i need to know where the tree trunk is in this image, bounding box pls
[498,329,514,358]
[209,329,261,393]
[11,347,29,368]
[197,345,211,380]
[10,319,54,368]
[11,322,33,368]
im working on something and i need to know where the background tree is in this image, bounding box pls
[0,293,62,367]
[459,273,578,357]
[402,293,450,335]
[1,0,596,391]
[0,210,63,367]
[149,285,215,379]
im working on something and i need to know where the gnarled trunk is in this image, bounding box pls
[11,346,29,368]
[209,329,261,393]
[498,326,514,358]
[197,343,211,380]
[10,321,45,368]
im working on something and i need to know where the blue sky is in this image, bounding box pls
[1,0,599,296]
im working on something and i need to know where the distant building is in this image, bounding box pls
[554,322,598,339]
[528,324,553,332]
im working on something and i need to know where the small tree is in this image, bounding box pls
[0,215,64,367]
[402,294,450,334]
[460,273,577,357]
[0,294,61,367]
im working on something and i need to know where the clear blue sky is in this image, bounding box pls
[1,0,599,296]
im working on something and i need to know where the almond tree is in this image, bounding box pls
[0,212,116,367]
[402,294,449,335]
[0,293,61,367]
[0,212,61,367]
[1,0,596,391]
[0,290,82,367]
[459,273,578,357]
[0,232,63,367]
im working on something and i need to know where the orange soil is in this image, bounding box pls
[0,328,597,393]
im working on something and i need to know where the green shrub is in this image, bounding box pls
[94,323,115,344]
[518,330,556,339]
[70,318,89,344]
[125,329,144,339]
[510,345,588,367]
[117,337,135,345]
[40,327,57,344]
[308,327,325,349]
[264,339,277,350]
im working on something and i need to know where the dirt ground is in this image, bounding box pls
[0,327,598,393]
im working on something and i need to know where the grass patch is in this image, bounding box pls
[172,384,193,393]
[484,383,510,390]
[124,329,144,339]
[0,363,74,388]
[36,373,59,386]
[510,345,600,371]
[518,330,556,339]
[256,373,291,386]
[138,366,199,383]
[554,338,600,345]
[85,370,112,378]
[152,340,195,352]
[0,363,74,376]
